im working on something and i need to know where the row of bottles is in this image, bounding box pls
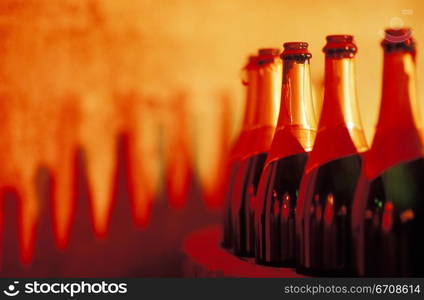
[222,28,423,277]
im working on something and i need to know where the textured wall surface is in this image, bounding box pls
[0,0,423,276]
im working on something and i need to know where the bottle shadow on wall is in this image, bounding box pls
[0,134,220,277]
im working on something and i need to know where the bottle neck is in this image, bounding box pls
[278,59,316,130]
[377,51,421,132]
[319,57,367,151]
[254,60,282,129]
[266,59,317,162]
[241,68,258,131]
[363,50,423,180]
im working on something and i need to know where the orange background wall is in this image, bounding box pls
[2,0,423,182]
[0,0,423,275]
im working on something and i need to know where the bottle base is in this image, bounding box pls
[233,249,255,259]
[296,265,353,277]
[221,241,232,250]
[255,257,295,268]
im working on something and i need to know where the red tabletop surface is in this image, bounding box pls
[182,226,306,277]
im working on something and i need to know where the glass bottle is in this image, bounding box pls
[222,55,259,249]
[296,35,368,276]
[232,48,281,257]
[255,42,316,266]
[352,28,424,277]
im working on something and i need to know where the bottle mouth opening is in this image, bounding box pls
[283,42,308,50]
[326,35,353,43]
[258,48,281,56]
[281,42,312,61]
[245,55,259,70]
[323,35,357,58]
[248,55,258,64]
[382,28,415,52]
[384,28,411,39]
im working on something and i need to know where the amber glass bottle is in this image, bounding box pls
[222,55,259,249]
[296,35,368,276]
[232,48,281,257]
[352,28,424,277]
[255,42,316,266]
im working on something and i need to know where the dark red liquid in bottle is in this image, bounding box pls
[297,35,368,276]
[352,28,424,277]
[231,48,281,257]
[255,42,316,266]
[306,155,362,275]
[233,153,267,256]
[256,154,308,266]
[222,162,240,249]
[222,56,259,250]
[361,159,424,276]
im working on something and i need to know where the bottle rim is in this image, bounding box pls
[281,42,312,60]
[381,28,415,53]
[283,42,309,50]
[326,35,354,43]
[257,48,281,65]
[258,48,281,56]
[245,55,259,70]
[323,34,357,58]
